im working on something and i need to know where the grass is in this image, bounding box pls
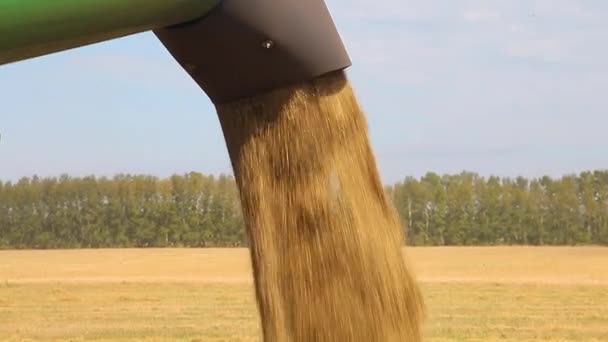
[1,247,607,341]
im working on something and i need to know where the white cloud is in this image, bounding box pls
[463,9,502,24]
[328,0,437,22]
[530,0,596,21]
[505,38,570,63]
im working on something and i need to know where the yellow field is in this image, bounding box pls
[1,247,607,341]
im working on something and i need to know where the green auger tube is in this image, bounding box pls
[0,0,219,66]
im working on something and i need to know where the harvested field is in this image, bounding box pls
[1,247,607,341]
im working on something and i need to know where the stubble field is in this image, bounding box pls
[1,247,607,341]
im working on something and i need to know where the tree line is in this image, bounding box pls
[1,170,607,249]
[0,173,244,249]
[386,171,608,246]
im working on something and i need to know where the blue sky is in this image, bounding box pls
[1,0,607,184]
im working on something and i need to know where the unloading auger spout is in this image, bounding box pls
[0,0,352,104]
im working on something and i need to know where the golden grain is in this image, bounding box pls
[216,71,424,341]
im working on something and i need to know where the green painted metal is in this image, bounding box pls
[0,0,219,66]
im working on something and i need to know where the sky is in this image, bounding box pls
[1,0,607,184]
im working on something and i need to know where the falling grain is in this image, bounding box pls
[216,71,425,341]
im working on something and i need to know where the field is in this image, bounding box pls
[1,247,607,341]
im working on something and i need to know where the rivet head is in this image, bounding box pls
[261,40,274,49]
